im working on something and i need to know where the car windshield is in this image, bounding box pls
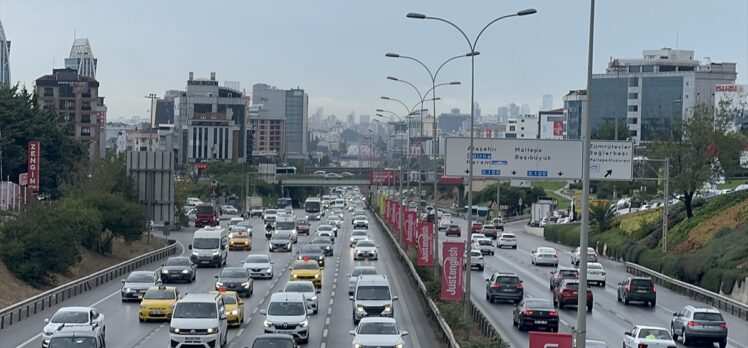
[524,299,553,309]
[193,238,219,249]
[300,246,322,254]
[496,277,520,284]
[501,234,515,239]
[126,273,154,283]
[265,210,277,215]
[450,225,459,229]
[267,301,306,316]
[693,312,724,321]
[48,337,98,348]
[172,303,217,319]
[356,241,375,247]
[351,268,377,277]
[538,248,555,254]
[356,286,391,300]
[144,289,176,300]
[220,295,237,305]
[632,279,653,287]
[272,232,291,240]
[165,258,190,267]
[352,231,368,237]
[276,221,295,230]
[245,255,269,263]
[471,251,482,257]
[318,225,333,231]
[358,322,400,335]
[285,282,315,293]
[294,262,320,270]
[587,263,603,270]
[221,269,247,278]
[229,232,248,238]
[296,220,308,225]
[51,311,89,324]
[252,338,294,348]
[478,240,492,245]
[637,328,672,339]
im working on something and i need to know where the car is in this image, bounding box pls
[297,245,326,268]
[289,259,323,288]
[351,275,397,324]
[553,279,593,312]
[243,254,274,279]
[623,325,676,348]
[251,334,300,347]
[275,216,298,244]
[315,230,335,242]
[221,204,239,214]
[491,217,505,231]
[169,293,229,348]
[352,215,369,227]
[353,239,379,260]
[341,171,355,177]
[214,267,254,297]
[325,172,343,178]
[575,340,609,348]
[468,249,484,270]
[445,224,461,237]
[586,262,606,286]
[228,226,252,251]
[485,272,524,304]
[325,214,341,228]
[531,247,559,267]
[296,218,310,235]
[512,298,559,332]
[263,209,278,223]
[348,266,379,294]
[349,317,408,348]
[670,305,728,347]
[269,231,294,252]
[138,285,180,322]
[186,197,203,207]
[480,224,499,239]
[42,307,106,348]
[470,222,483,232]
[350,230,369,247]
[497,232,518,249]
[617,276,657,307]
[228,217,244,226]
[438,219,451,231]
[210,289,245,327]
[571,246,598,265]
[121,270,159,301]
[160,256,197,283]
[186,207,197,222]
[47,325,105,348]
[549,266,579,290]
[472,236,494,255]
[317,223,338,238]
[471,233,487,241]
[260,292,311,344]
[312,170,326,176]
[249,205,264,218]
[309,236,334,256]
[284,280,319,314]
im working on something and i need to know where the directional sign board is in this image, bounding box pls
[510,179,531,188]
[590,140,634,180]
[445,137,584,180]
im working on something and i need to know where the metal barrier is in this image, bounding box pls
[469,297,513,348]
[373,212,460,348]
[625,262,748,321]
[0,240,178,330]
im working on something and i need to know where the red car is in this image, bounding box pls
[445,224,462,237]
[470,222,483,232]
[194,204,219,227]
[553,279,593,312]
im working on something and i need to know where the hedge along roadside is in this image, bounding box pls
[0,239,178,330]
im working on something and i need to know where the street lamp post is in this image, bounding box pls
[376,112,408,246]
[407,8,537,341]
[386,77,426,205]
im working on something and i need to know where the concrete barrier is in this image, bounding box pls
[523,225,544,238]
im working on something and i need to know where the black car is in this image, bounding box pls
[512,298,559,332]
[160,256,196,283]
[485,272,523,304]
[549,266,579,290]
[269,231,293,252]
[121,271,158,301]
[251,333,299,348]
[309,237,334,256]
[617,276,656,307]
[214,267,254,297]
[297,245,325,267]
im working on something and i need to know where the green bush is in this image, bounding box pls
[543,224,580,247]
[699,268,724,293]
[638,249,665,272]
[720,269,747,294]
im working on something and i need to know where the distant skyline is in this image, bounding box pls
[2,0,747,121]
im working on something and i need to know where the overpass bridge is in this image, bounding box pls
[279,175,372,187]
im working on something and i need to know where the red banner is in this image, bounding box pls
[529,332,572,348]
[417,222,433,266]
[404,211,417,245]
[439,176,464,185]
[553,120,564,136]
[441,242,464,301]
[372,170,396,185]
[395,203,402,234]
[27,141,41,192]
[384,199,391,222]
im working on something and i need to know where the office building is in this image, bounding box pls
[249,104,285,159]
[252,83,309,160]
[542,94,553,111]
[538,108,565,139]
[0,20,10,88]
[714,84,748,130]
[473,102,482,121]
[521,103,531,115]
[64,38,97,79]
[589,48,737,141]
[503,115,538,139]
[153,90,180,126]
[438,107,469,133]
[508,103,520,118]
[563,90,586,140]
[497,106,508,123]
[347,111,355,125]
[35,68,106,159]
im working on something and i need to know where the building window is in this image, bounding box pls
[628,65,641,73]
[628,117,638,124]
[43,87,54,97]
[81,127,91,136]
[81,114,92,124]
[628,78,639,87]
[659,65,676,72]
[627,105,638,112]
[628,93,638,99]
[81,102,91,111]
[641,65,654,73]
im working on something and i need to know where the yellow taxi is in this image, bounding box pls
[289,258,322,288]
[210,289,244,327]
[228,226,252,251]
[138,285,180,322]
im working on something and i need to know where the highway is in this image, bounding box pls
[3,208,440,348]
[439,215,748,347]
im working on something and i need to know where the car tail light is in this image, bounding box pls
[687,321,697,327]
[521,310,534,316]
[490,283,502,289]
[549,311,558,317]
[652,284,656,293]
[554,254,559,258]
[626,283,632,292]
[516,283,523,290]
[720,322,727,329]
[637,344,648,348]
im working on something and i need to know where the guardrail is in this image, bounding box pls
[469,296,513,348]
[624,262,748,321]
[0,240,179,330]
[372,212,460,348]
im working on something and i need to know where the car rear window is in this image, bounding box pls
[693,312,724,321]
[496,277,520,284]
[563,282,579,289]
[560,270,578,277]
[196,206,213,214]
[631,279,653,287]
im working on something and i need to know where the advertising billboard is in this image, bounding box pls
[27,141,40,192]
[440,242,464,301]
[404,211,417,245]
[416,222,433,266]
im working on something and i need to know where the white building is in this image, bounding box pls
[64,38,97,79]
[504,115,539,139]
[0,20,10,88]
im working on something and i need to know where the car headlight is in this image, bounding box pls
[216,281,224,287]
[265,268,272,272]
[169,303,176,309]
[310,295,317,301]
[192,251,199,256]
[354,344,362,348]
[140,303,147,309]
[206,327,218,334]
[395,344,403,348]
[383,305,392,313]
[212,251,220,256]
[170,327,181,334]
[263,320,273,328]
[356,305,365,312]
[230,309,239,315]
[299,319,309,328]
[181,269,190,274]
[314,274,320,279]
[162,269,169,273]
[291,274,298,279]
[124,287,132,292]
[241,282,250,288]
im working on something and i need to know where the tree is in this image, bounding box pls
[83,192,145,253]
[0,86,87,198]
[593,118,629,140]
[649,102,746,218]
[589,202,613,233]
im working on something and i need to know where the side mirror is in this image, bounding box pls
[550,271,555,275]
[349,330,356,336]
[520,280,524,283]
[188,244,192,250]
[672,312,678,317]
[270,261,275,264]
[220,313,227,320]
[44,318,50,324]
[214,275,220,279]
[618,281,623,286]
[624,331,632,337]
[346,274,350,277]
[402,331,409,336]
[485,278,490,282]
[393,296,399,301]
[121,279,126,283]
[259,309,267,315]
[349,296,354,301]
[288,267,293,270]
[531,250,536,254]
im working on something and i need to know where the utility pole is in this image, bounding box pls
[662,157,670,253]
[495,180,501,219]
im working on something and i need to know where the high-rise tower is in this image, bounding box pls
[0,20,10,88]
[65,38,97,79]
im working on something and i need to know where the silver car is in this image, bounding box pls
[261,292,311,344]
[350,230,369,247]
[349,317,408,348]
[284,281,319,314]
[120,271,158,301]
[243,254,274,279]
[670,306,728,347]
[348,266,378,294]
[43,307,105,348]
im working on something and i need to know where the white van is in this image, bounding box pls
[275,214,298,243]
[189,227,228,268]
[169,293,228,348]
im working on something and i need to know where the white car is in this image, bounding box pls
[473,237,494,255]
[623,325,676,348]
[497,233,518,249]
[350,317,408,348]
[471,233,487,241]
[353,216,369,229]
[317,224,338,237]
[468,249,484,270]
[350,230,369,247]
[284,280,319,314]
[531,247,559,266]
[243,254,274,279]
[586,262,606,286]
[353,239,378,260]
[263,209,278,223]
[221,205,239,214]
[228,217,244,226]
[186,197,202,207]
[571,246,598,265]
[438,219,451,231]
[42,307,106,348]
[316,230,335,241]
[347,266,378,294]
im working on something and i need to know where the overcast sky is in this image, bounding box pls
[3,0,747,122]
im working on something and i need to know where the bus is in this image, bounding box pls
[464,205,490,223]
[304,197,323,220]
[276,166,297,175]
[277,197,293,209]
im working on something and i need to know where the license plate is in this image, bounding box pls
[535,320,547,324]
[502,289,513,292]
[170,274,181,278]
[277,330,293,334]
[637,290,647,293]
[201,260,210,264]
[150,310,162,315]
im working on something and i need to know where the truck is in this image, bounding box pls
[246,196,263,216]
[530,201,553,227]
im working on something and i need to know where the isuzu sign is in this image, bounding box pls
[404,211,417,246]
[528,332,572,348]
[27,141,41,192]
[416,222,433,266]
[440,242,464,301]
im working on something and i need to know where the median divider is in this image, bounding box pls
[625,262,748,321]
[0,239,179,330]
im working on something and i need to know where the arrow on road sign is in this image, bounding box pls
[511,170,517,175]
[557,171,563,176]
[604,169,612,178]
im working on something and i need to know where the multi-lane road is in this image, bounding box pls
[438,216,748,347]
[3,208,441,348]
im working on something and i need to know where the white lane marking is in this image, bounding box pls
[237,328,244,336]
[16,333,41,348]
[325,317,330,325]
[329,299,334,305]
[321,343,326,348]
[322,328,328,338]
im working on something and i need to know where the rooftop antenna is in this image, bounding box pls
[676,33,679,49]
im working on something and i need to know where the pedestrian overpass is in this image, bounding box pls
[278,176,372,187]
